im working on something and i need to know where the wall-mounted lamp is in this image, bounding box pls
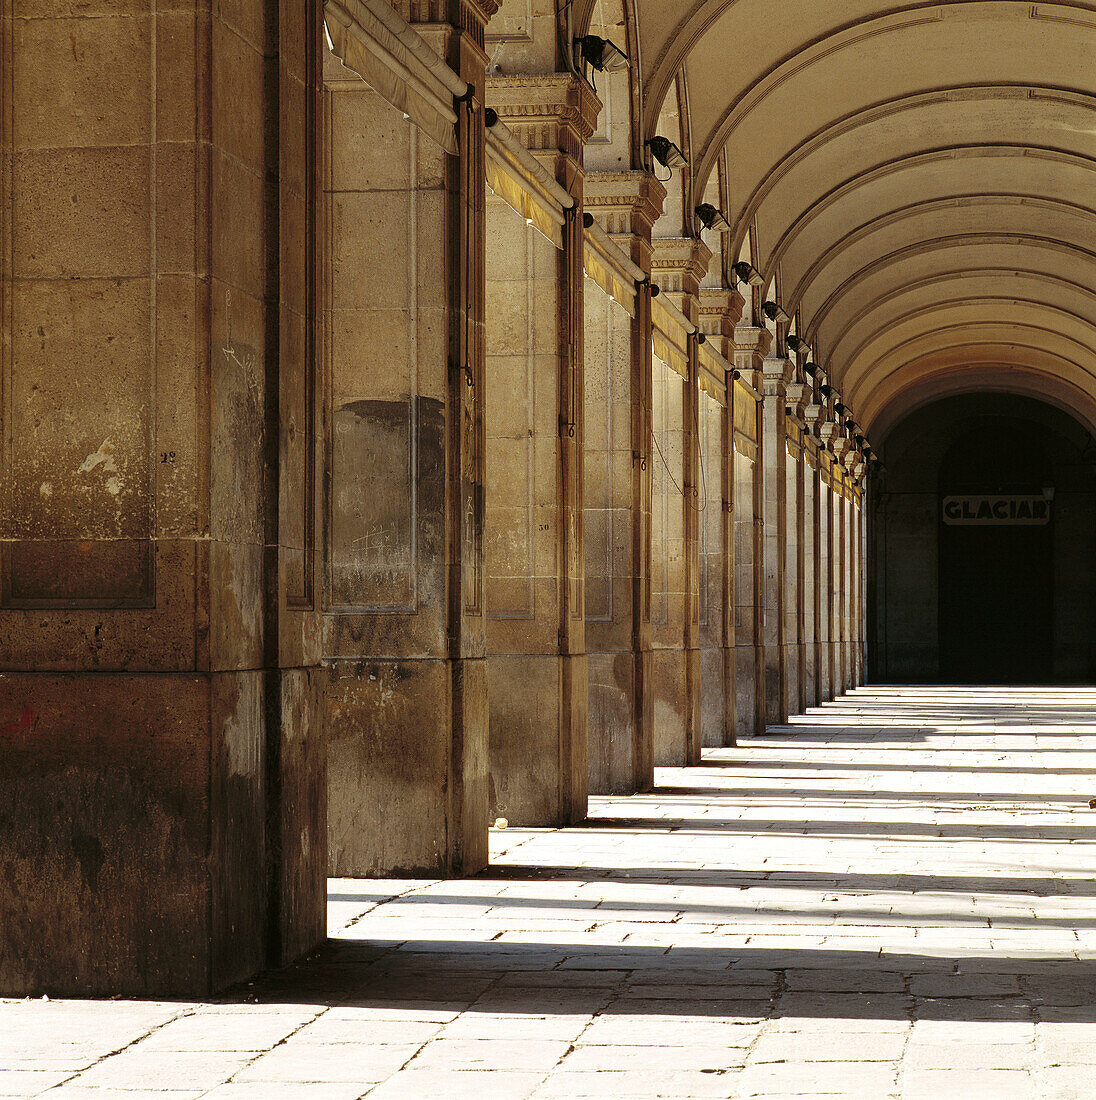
[733,260,764,287]
[833,401,846,415]
[732,369,741,380]
[574,35,629,73]
[638,277,661,298]
[484,107,499,127]
[646,136,688,169]
[582,212,594,229]
[803,362,819,377]
[695,203,731,233]
[820,384,834,399]
[697,333,707,344]
[786,334,809,355]
[761,301,790,325]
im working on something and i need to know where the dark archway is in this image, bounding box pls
[936,422,1052,684]
[869,393,1096,684]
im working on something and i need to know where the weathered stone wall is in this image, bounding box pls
[0,0,326,996]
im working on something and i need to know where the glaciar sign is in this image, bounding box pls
[942,495,1051,526]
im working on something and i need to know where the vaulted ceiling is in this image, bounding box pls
[586,1,1096,434]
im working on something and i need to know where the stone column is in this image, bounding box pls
[816,449,834,703]
[480,75,600,826]
[732,327,770,737]
[831,440,853,693]
[701,290,746,746]
[323,2,495,876]
[584,172,666,794]
[785,382,811,717]
[0,2,326,996]
[803,407,825,708]
[853,465,867,685]
[819,424,844,698]
[846,454,865,688]
[651,238,712,766]
[761,356,793,725]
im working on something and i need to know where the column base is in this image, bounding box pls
[327,658,489,876]
[650,647,689,766]
[735,644,762,737]
[488,653,587,827]
[588,650,639,795]
[698,645,725,748]
[0,670,325,998]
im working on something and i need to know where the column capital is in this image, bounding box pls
[786,382,811,419]
[803,403,825,431]
[401,1,500,47]
[651,236,713,304]
[584,170,666,271]
[487,73,602,163]
[818,422,844,454]
[761,356,793,398]
[585,171,667,235]
[699,288,745,337]
[732,324,771,387]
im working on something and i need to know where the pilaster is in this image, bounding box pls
[803,405,825,707]
[481,75,601,825]
[731,325,770,737]
[0,0,327,996]
[323,0,491,876]
[761,356,793,726]
[581,172,664,793]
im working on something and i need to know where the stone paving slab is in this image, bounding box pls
[4,687,1096,1098]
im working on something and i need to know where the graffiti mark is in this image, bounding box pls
[0,706,39,735]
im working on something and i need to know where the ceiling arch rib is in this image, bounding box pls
[869,370,1096,442]
[786,192,1096,327]
[801,235,1096,378]
[849,328,1096,422]
[627,0,1096,422]
[842,307,1096,399]
[861,352,1096,440]
[683,3,1096,204]
[737,87,1096,265]
[828,276,1096,376]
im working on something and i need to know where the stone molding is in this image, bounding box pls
[487,74,602,162]
[732,324,772,389]
[699,288,745,337]
[398,1,499,44]
[585,171,666,237]
[651,236,713,300]
[786,382,811,418]
[761,356,793,399]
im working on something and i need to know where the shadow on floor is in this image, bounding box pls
[239,937,1096,1022]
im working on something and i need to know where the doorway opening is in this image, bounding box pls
[869,393,1096,685]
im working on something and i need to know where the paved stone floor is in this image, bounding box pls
[4,686,1096,1099]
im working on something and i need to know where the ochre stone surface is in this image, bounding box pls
[0,0,327,996]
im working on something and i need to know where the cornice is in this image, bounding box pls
[761,355,793,398]
[733,324,773,363]
[698,288,745,335]
[651,236,712,297]
[585,171,667,238]
[487,74,603,154]
[397,1,499,44]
